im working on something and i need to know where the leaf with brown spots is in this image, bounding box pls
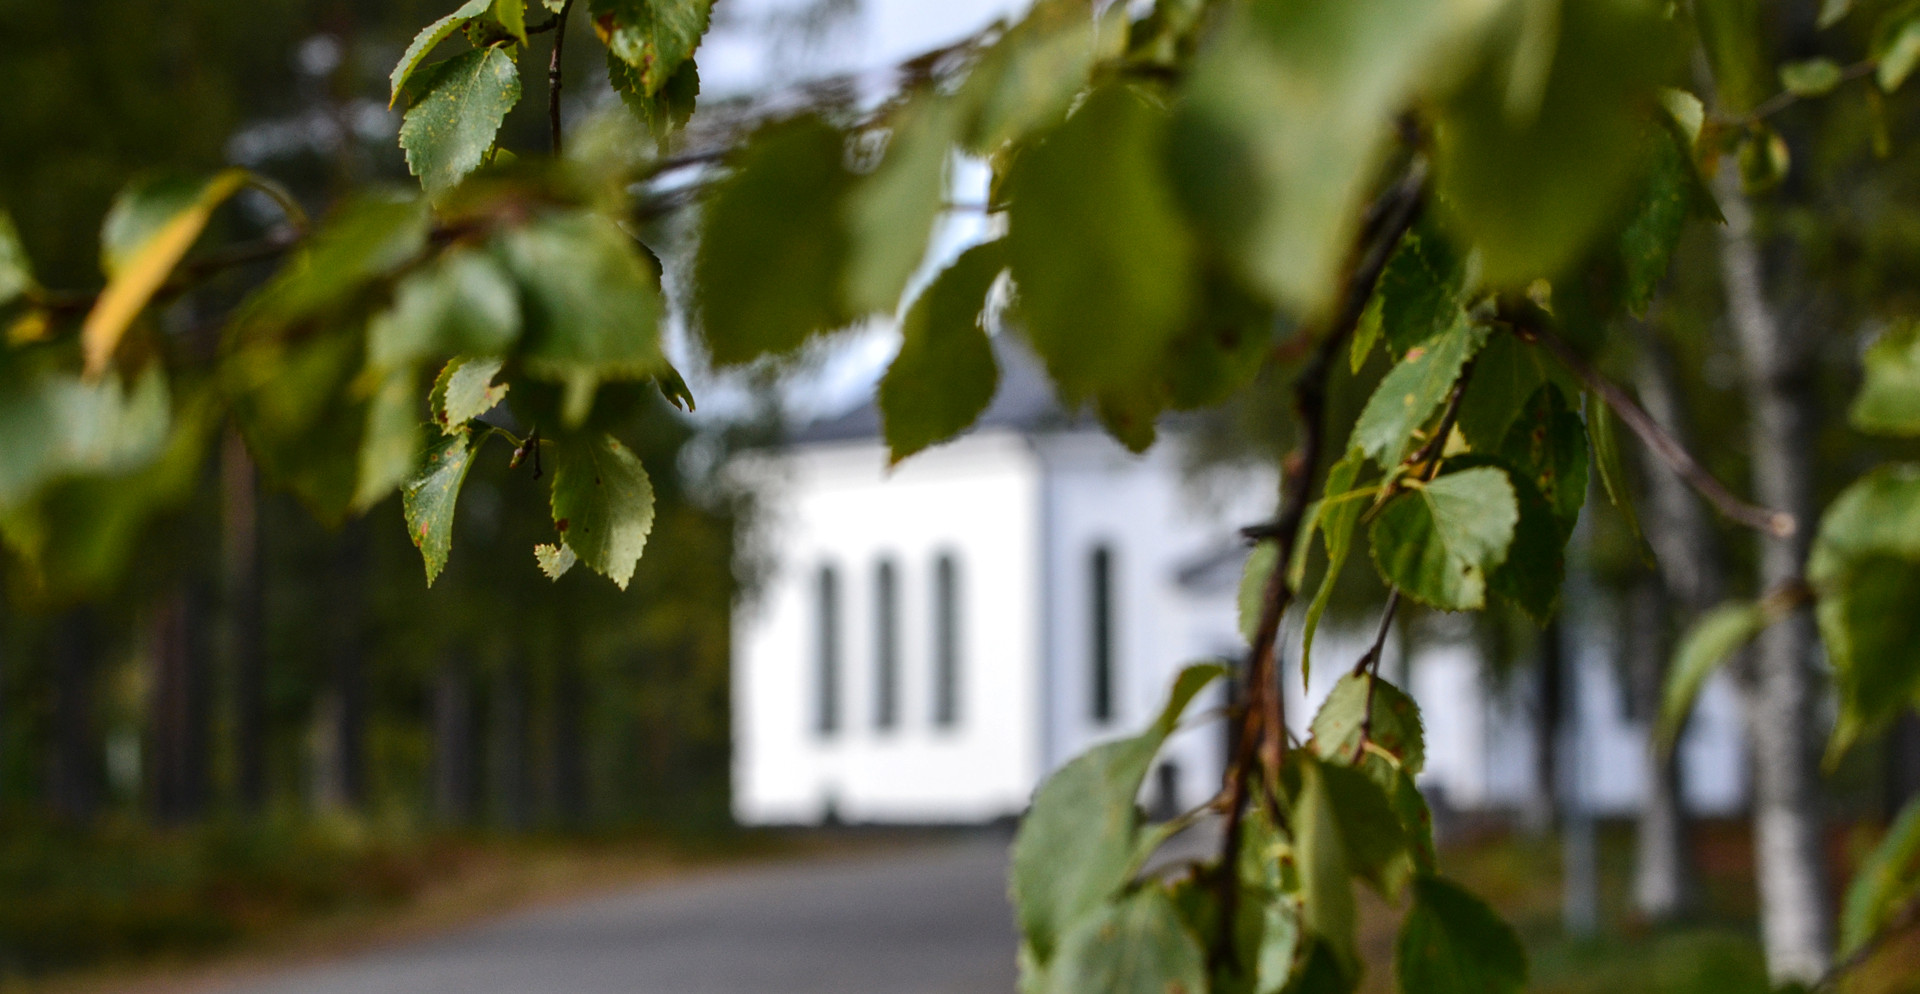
[548,431,654,589]
[401,428,476,586]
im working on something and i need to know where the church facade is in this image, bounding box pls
[729,344,1751,826]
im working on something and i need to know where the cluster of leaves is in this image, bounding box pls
[1010,664,1520,994]
[0,0,723,598]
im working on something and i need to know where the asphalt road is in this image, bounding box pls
[214,835,1019,994]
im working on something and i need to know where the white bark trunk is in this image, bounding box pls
[1628,332,1717,921]
[1712,168,1832,983]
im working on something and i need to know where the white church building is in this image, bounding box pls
[727,340,1752,826]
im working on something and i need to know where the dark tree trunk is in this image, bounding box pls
[1526,619,1564,833]
[49,608,99,825]
[1886,713,1920,819]
[149,586,211,825]
[551,650,587,829]
[328,525,369,809]
[222,429,268,812]
[432,653,476,825]
[490,657,531,832]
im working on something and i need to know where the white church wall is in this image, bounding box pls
[732,432,1045,824]
[1033,432,1271,813]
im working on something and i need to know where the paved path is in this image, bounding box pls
[212,836,1018,994]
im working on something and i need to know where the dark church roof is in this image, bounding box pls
[790,334,1081,445]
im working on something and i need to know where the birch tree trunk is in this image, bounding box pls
[1713,168,1832,983]
[1627,331,1720,921]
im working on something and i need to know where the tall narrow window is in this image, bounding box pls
[1090,544,1116,724]
[815,564,840,737]
[874,559,899,730]
[933,553,961,728]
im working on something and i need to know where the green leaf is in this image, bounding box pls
[1043,888,1208,994]
[1302,449,1367,682]
[960,0,1112,153]
[1656,599,1771,753]
[879,241,1004,463]
[610,52,699,148]
[1172,0,1497,318]
[227,331,378,524]
[653,360,695,412]
[1810,465,1920,759]
[402,428,476,585]
[1878,17,1920,91]
[842,97,956,316]
[1780,57,1844,96]
[1841,796,1920,956]
[489,0,527,44]
[1395,876,1527,994]
[1820,0,1855,29]
[1810,464,1920,568]
[548,432,656,589]
[1351,295,1385,374]
[1321,760,1414,898]
[243,192,432,328]
[1349,317,1487,470]
[1240,540,1280,644]
[1295,758,1359,976]
[495,211,666,425]
[1011,664,1224,964]
[1372,228,1467,358]
[1736,125,1791,194]
[1309,672,1426,776]
[1617,125,1697,316]
[0,211,34,306]
[1497,384,1588,532]
[1369,467,1518,611]
[1007,85,1194,399]
[1852,320,1920,436]
[1586,395,1647,552]
[400,47,522,199]
[535,541,578,580]
[693,115,854,366]
[390,0,494,106]
[1455,332,1550,454]
[430,356,508,433]
[590,0,713,96]
[1160,270,1275,411]
[1482,460,1566,624]
[367,248,521,371]
[1820,554,1920,763]
[1435,0,1680,286]
[0,391,213,601]
[0,365,172,509]
[355,367,425,510]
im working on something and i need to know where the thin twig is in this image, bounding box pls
[548,0,575,157]
[1508,307,1795,538]
[35,226,304,318]
[1715,59,1877,127]
[1212,157,1429,968]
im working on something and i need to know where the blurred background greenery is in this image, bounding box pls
[0,0,763,977]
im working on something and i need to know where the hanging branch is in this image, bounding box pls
[548,0,576,156]
[1349,356,1475,758]
[1504,303,1795,538]
[1212,156,1429,965]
